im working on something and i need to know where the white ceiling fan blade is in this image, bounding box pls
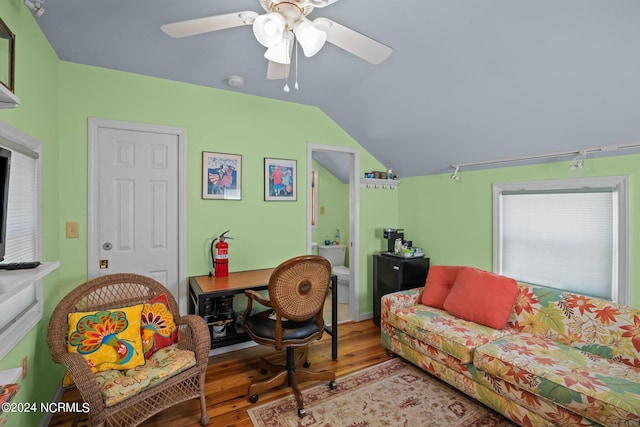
[313,18,392,64]
[161,11,259,38]
[267,61,290,80]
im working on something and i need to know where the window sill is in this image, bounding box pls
[0,367,22,384]
[0,261,59,360]
[0,261,59,297]
[0,85,19,109]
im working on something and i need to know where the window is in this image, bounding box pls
[493,177,629,304]
[4,150,37,262]
[0,121,43,360]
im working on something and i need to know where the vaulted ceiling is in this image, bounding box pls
[32,0,640,178]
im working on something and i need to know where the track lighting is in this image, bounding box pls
[450,142,640,181]
[24,0,45,17]
[570,151,586,171]
[450,166,460,181]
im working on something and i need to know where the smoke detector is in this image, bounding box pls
[226,75,245,88]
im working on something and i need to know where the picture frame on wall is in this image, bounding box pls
[0,18,15,94]
[202,151,241,200]
[264,158,296,201]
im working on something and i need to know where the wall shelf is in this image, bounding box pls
[0,85,19,109]
[360,178,400,189]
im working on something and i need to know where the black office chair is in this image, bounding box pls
[243,255,336,418]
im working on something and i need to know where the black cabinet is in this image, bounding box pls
[373,253,429,326]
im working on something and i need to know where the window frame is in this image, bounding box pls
[0,120,42,360]
[493,176,629,304]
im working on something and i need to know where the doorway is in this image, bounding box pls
[307,143,360,323]
[87,118,188,313]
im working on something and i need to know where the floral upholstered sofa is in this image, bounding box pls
[381,266,640,427]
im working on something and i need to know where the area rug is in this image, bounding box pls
[248,357,517,427]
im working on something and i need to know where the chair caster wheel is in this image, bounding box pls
[297,408,306,418]
[303,360,311,368]
[329,380,337,390]
[249,394,259,404]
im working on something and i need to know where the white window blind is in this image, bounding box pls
[494,177,629,304]
[0,150,38,336]
[501,190,614,299]
[4,150,37,262]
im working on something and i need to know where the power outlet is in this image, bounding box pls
[21,356,27,379]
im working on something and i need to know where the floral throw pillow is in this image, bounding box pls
[140,293,178,359]
[67,304,145,374]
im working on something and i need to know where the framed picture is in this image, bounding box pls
[202,152,241,200]
[0,18,15,93]
[264,158,297,201]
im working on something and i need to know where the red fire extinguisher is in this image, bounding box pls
[211,230,233,277]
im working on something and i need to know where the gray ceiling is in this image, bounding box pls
[32,0,640,178]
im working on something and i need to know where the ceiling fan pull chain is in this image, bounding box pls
[294,38,299,90]
[284,35,291,92]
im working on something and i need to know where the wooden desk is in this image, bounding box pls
[188,269,338,359]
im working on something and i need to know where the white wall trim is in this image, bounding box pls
[307,143,361,321]
[39,384,66,427]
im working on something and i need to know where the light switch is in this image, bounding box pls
[66,222,79,239]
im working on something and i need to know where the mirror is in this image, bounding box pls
[0,18,15,93]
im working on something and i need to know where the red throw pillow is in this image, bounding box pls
[421,266,463,309]
[443,267,519,329]
[140,293,179,359]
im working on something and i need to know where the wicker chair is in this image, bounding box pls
[47,273,210,427]
[243,255,336,418]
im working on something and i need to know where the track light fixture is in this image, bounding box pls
[24,0,45,17]
[450,166,460,181]
[569,150,587,171]
[450,142,640,182]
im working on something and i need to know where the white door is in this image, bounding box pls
[88,120,186,311]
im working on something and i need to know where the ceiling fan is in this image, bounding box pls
[161,0,393,80]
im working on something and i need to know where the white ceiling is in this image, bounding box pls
[31,0,640,178]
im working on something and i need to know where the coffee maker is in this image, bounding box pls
[383,228,404,253]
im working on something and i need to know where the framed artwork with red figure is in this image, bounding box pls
[264,158,296,201]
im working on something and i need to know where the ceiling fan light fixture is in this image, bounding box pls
[293,20,326,57]
[264,31,293,64]
[253,12,285,47]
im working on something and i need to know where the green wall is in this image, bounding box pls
[398,154,640,308]
[0,2,61,427]
[56,60,388,288]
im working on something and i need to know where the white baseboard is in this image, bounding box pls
[208,340,258,356]
[39,384,65,427]
[358,311,373,321]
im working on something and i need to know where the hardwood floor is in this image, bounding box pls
[48,320,393,427]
